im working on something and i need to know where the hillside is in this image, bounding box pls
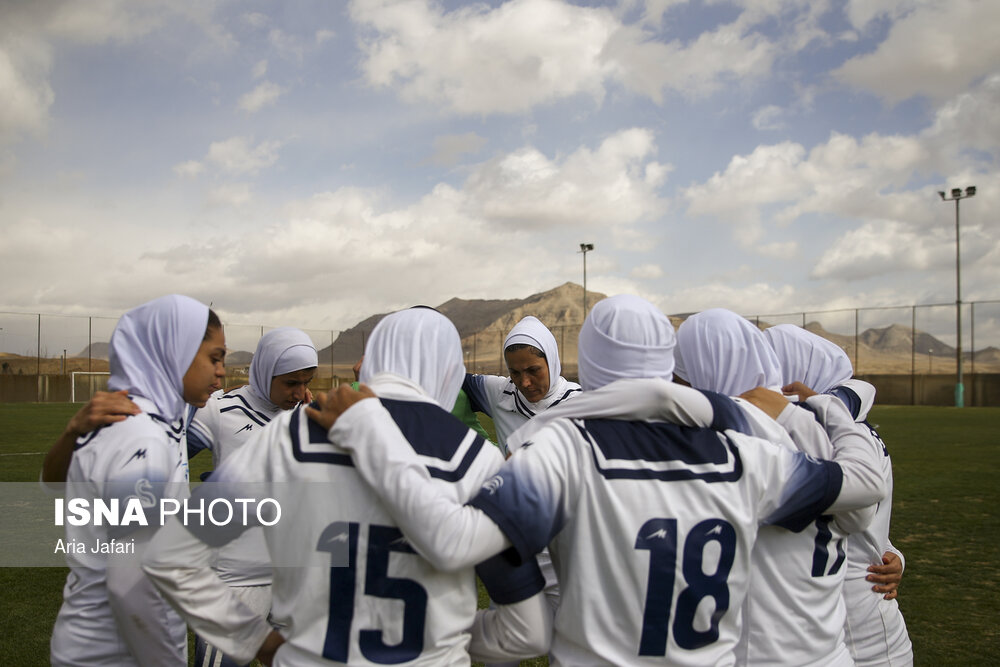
[9,283,1000,378]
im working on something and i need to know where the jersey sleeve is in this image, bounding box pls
[468,421,579,564]
[186,401,217,460]
[463,373,509,418]
[747,435,844,533]
[329,398,510,571]
[142,517,274,664]
[799,394,887,515]
[471,553,551,661]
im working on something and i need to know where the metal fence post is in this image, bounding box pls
[971,302,976,406]
[854,309,859,374]
[911,306,916,405]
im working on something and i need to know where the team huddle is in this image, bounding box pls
[42,294,913,666]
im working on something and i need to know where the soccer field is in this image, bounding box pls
[1,403,997,665]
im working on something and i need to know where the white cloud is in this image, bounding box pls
[252,59,268,79]
[173,160,205,177]
[238,81,285,113]
[349,0,792,114]
[316,29,336,45]
[206,137,282,174]
[462,128,668,228]
[752,104,786,131]
[0,35,54,144]
[834,0,1000,103]
[426,133,487,166]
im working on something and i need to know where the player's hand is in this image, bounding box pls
[867,551,903,600]
[737,387,789,420]
[781,381,817,400]
[255,629,285,666]
[352,356,364,381]
[67,390,140,436]
[305,383,376,430]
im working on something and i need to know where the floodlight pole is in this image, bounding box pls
[579,243,594,319]
[938,186,976,407]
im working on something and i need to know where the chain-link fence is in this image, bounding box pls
[2,300,999,405]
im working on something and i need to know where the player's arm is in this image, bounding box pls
[41,390,140,485]
[743,389,885,527]
[142,515,279,664]
[105,526,190,666]
[309,387,509,571]
[470,552,552,661]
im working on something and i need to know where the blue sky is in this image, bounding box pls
[1,0,998,336]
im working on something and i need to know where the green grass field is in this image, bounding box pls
[1,403,997,665]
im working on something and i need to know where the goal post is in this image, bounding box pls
[71,372,110,403]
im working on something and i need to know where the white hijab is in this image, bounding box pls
[675,308,782,396]
[249,327,318,409]
[763,324,854,394]
[108,294,209,422]
[503,316,566,403]
[360,307,464,409]
[577,294,676,391]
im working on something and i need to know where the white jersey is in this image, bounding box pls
[470,401,849,666]
[463,373,581,453]
[188,384,280,586]
[733,397,863,667]
[832,383,913,666]
[51,396,189,667]
[146,389,547,666]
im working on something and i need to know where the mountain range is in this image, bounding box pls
[73,282,999,375]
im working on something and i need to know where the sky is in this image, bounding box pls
[1,0,998,342]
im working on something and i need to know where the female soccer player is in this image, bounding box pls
[764,323,913,666]
[185,326,317,667]
[462,316,580,456]
[49,294,226,666]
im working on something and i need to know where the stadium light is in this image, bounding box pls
[938,185,976,407]
[579,243,594,319]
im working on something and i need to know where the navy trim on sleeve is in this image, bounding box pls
[830,386,863,421]
[463,374,494,418]
[475,549,546,605]
[699,389,751,434]
[766,457,844,533]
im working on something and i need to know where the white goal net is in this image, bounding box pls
[71,372,110,403]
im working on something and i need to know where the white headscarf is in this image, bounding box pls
[249,327,318,409]
[503,316,562,401]
[577,294,676,391]
[108,294,209,422]
[764,324,854,394]
[675,308,782,396]
[360,307,464,409]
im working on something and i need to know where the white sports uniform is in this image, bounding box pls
[327,379,887,666]
[146,383,546,666]
[462,315,581,627]
[463,372,580,455]
[676,308,883,666]
[188,385,279,587]
[833,381,913,666]
[145,307,550,666]
[50,294,207,667]
[50,402,190,667]
[763,325,912,665]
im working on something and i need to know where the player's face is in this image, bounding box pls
[182,325,226,407]
[269,367,316,410]
[505,347,550,403]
